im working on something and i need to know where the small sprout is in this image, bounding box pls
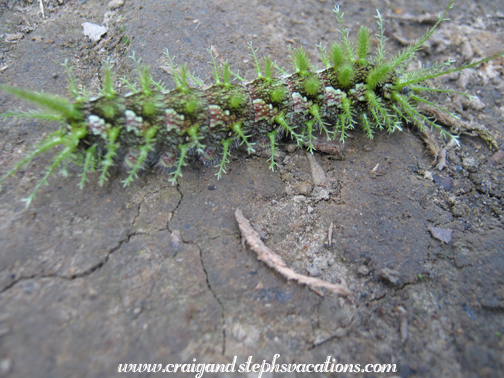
[121,36,130,45]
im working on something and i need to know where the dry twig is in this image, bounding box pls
[235,209,352,297]
[418,103,498,148]
[39,0,45,18]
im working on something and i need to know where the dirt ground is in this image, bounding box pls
[0,0,503,377]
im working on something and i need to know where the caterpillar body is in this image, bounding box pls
[0,0,502,207]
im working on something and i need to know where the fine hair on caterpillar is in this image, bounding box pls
[0,0,502,208]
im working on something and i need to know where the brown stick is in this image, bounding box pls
[235,209,352,297]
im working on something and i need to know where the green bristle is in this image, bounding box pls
[170,144,189,184]
[395,53,504,91]
[185,124,204,151]
[373,10,387,65]
[231,121,254,153]
[177,64,190,92]
[98,127,121,186]
[62,59,87,100]
[216,138,233,179]
[0,85,80,122]
[0,131,65,191]
[122,126,158,186]
[274,112,304,146]
[248,42,263,79]
[392,0,454,70]
[22,128,86,208]
[0,111,62,122]
[102,104,115,119]
[391,92,453,142]
[292,47,311,76]
[365,90,386,128]
[338,95,354,141]
[337,62,354,88]
[223,61,232,88]
[184,98,198,114]
[101,61,116,99]
[329,42,346,69]
[22,145,72,207]
[360,113,373,139]
[304,119,316,153]
[317,43,331,68]
[271,87,286,103]
[120,77,138,92]
[366,63,392,90]
[303,76,321,96]
[264,56,274,82]
[267,130,278,170]
[208,48,222,85]
[79,144,98,189]
[139,65,152,96]
[229,94,244,109]
[356,26,371,65]
[129,52,152,96]
[333,5,355,61]
[309,104,332,140]
[143,100,157,117]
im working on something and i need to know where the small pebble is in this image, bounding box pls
[378,268,400,285]
[0,359,11,375]
[462,157,478,172]
[108,0,125,10]
[358,265,370,276]
[428,225,453,244]
[82,22,108,42]
[432,174,453,191]
[307,265,321,277]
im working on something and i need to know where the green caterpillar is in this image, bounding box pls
[0,0,501,207]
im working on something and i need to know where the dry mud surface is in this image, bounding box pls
[0,0,504,377]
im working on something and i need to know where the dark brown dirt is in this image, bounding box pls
[0,1,503,377]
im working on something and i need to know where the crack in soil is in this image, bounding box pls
[166,183,183,233]
[197,241,227,355]
[0,208,153,295]
[165,183,227,354]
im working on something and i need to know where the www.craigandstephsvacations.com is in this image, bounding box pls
[117,355,398,376]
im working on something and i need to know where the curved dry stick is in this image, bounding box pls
[235,209,352,297]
